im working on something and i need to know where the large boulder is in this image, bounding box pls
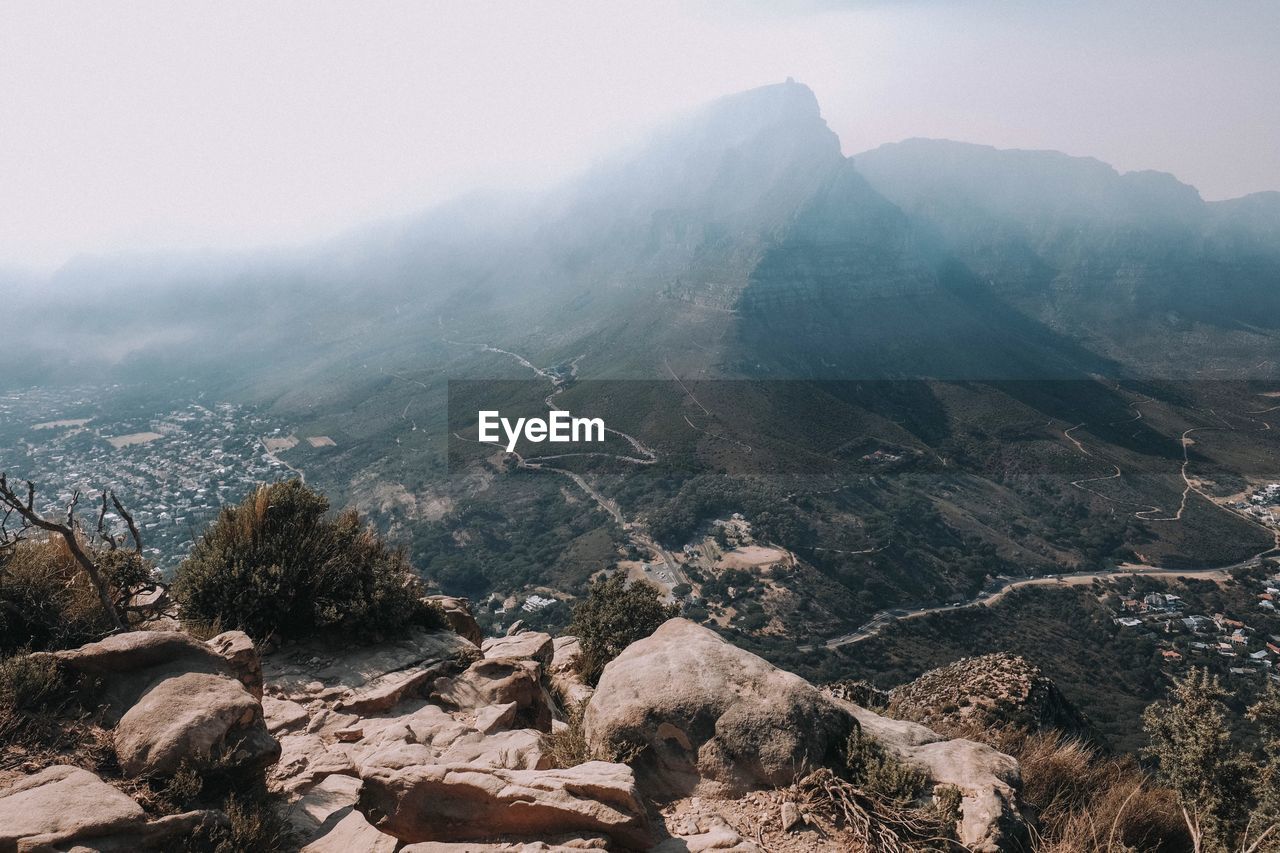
[114,671,280,778]
[41,629,261,719]
[425,595,484,646]
[356,761,651,849]
[584,619,854,797]
[481,631,554,666]
[33,631,278,781]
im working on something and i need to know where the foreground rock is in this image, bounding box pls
[584,618,854,798]
[37,630,278,780]
[114,671,278,777]
[548,636,594,710]
[356,761,651,849]
[425,595,484,646]
[41,629,264,716]
[584,618,1025,851]
[0,765,224,852]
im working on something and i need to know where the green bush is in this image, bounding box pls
[842,726,928,806]
[173,480,443,643]
[569,573,678,685]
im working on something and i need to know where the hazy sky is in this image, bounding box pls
[2,1,1277,271]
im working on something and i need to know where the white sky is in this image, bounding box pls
[2,0,1278,271]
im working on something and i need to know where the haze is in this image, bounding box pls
[2,0,1277,272]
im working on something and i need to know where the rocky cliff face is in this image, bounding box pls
[2,604,1031,851]
[888,652,1097,743]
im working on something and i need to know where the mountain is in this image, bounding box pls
[8,80,1280,654]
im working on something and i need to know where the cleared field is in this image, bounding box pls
[716,544,790,570]
[306,436,336,448]
[263,435,299,452]
[107,432,163,449]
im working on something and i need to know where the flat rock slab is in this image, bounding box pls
[0,765,146,850]
[357,761,650,849]
[481,632,554,666]
[264,628,479,697]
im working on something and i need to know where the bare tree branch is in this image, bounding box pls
[0,472,125,632]
[96,490,119,551]
[110,491,143,554]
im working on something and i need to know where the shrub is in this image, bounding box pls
[842,726,928,806]
[0,651,81,760]
[569,573,678,685]
[1,538,155,653]
[174,480,442,643]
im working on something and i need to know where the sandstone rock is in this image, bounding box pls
[301,809,399,853]
[335,726,365,743]
[425,595,484,645]
[114,671,279,778]
[780,801,800,831]
[842,702,1024,852]
[264,696,310,734]
[0,765,146,851]
[550,636,582,673]
[432,658,553,732]
[548,637,594,710]
[360,705,548,774]
[481,632,554,666]
[264,627,479,706]
[42,630,260,720]
[356,761,650,849]
[584,619,854,797]
[336,663,452,715]
[399,837,610,851]
[505,619,526,636]
[474,701,518,734]
[207,630,264,699]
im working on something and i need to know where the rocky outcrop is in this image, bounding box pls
[0,765,225,852]
[431,658,554,732]
[840,704,1024,852]
[114,671,278,777]
[39,629,263,718]
[888,653,1096,742]
[481,631,554,667]
[584,619,1025,851]
[584,618,855,798]
[264,626,480,711]
[35,630,278,780]
[356,761,651,849]
[425,595,484,646]
[548,636,594,710]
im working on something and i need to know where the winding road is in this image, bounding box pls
[806,556,1261,651]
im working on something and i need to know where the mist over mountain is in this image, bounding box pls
[9,79,1278,400]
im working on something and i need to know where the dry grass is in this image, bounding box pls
[990,730,1189,853]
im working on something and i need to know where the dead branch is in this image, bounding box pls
[97,490,119,551]
[0,472,126,632]
[110,491,143,554]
